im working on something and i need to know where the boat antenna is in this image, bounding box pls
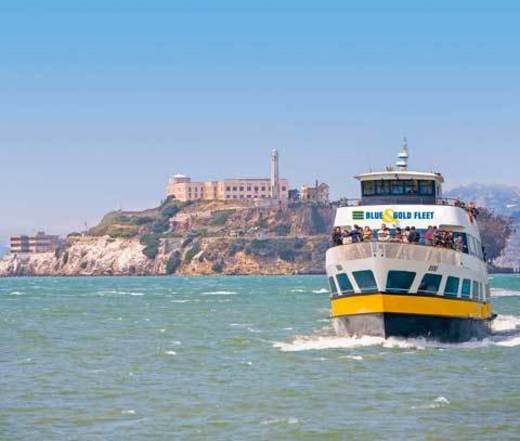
[396,136,409,170]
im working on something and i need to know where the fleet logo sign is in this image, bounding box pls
[352,208,434,223]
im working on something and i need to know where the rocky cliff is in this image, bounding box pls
[0,200,333,276]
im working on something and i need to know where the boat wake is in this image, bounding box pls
[273,314,520,352]
[491,288,520,297]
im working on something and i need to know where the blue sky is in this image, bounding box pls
[1,0,520,243]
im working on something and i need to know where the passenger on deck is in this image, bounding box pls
[454,235,464,252]
[332,227,343,246]
[394,227,403,242]
[424,226,434,246]
[432,226,441,246]
[403,226,411,243]
[377,224,390,242]
[363,226,373,242]
[342,228,352,245]
[411,226,420,243]
[468,202,479,221]
[350,225,362,243]
[445,232,454,249]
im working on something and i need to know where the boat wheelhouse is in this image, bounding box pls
[326,140,493,342]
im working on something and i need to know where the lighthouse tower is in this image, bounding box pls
[270,148,280,200]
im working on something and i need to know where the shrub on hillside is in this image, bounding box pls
[272,223,291,236]
[166,251,181,274]
[184,242,201,263]
[245,238,307,261]
[151,217,170,234]
[211,260,224,273]
[108,226,140,238]
[227,240,246,256]
[161,204,180,218]
[131,216,154,225]
[210,209,236,226]
[141,234,160,259]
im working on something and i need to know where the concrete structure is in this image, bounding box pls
[10,231,60,254]
[300,181,330,203]
[166,150,289,202]
[270,148,280,199]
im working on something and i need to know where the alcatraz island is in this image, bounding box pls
[0,149,515,276]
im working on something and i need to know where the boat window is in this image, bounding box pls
[418,273,443,295]
[390,180,404,195]
[453,232,468,254]
[328,276,338,296]
[418,180,435,195]
[362,181,376,196]
[375,180,390,195]
[444,276,460,297]
[403,180,418,195]
[485,283,491,302]
[461,279,471,298]
[472,281,480,301]
[386,270,416,294]
[336,273,354,295]
[353,270,378,293]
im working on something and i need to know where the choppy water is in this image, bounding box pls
[1,275,519,440]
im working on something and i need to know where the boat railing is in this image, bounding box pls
[338,197,465,207]
[326,241,473,266]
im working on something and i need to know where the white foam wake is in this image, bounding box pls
[491,288,520,297]
[201,291,237,296]
[312,288,329,294]
[273,335,424,352]
[273,314,520,352]
[490,314,520,333]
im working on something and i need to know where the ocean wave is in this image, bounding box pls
[312,288,329,294]
[260,417,299,426]
[201,291,237,296]
[170,299,191,303]
[289,288,307,293]
[411,396,450,410]
[338,354,363,361]
[490,288,520,297]
[97,290,145,296]
[490,314,520,332]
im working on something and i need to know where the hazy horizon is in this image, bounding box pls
[2,0,520,243]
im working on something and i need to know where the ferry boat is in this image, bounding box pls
[326,139,493,342]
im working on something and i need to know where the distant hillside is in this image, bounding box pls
[446,184,520,220]
[447,184,520,269]
[0,244,6,257]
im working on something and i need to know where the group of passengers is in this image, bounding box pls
[332,224,465,252]
[452,200,480,222]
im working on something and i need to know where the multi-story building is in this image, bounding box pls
[166,150,289,202]
[300,181,330,203]
[10,231,60,254]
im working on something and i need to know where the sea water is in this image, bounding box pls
[1,275,519,440]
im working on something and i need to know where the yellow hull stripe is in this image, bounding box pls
[331,293,492,320]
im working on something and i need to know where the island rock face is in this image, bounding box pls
[0,200,333,276]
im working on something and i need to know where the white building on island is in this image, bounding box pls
[166,149,289,202]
